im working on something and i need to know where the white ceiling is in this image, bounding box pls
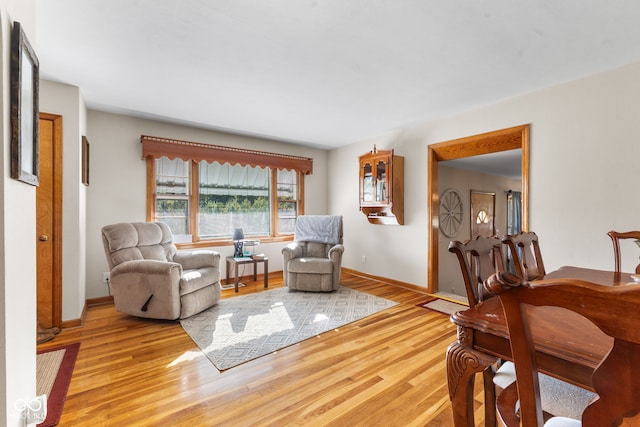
[36,1,640,150]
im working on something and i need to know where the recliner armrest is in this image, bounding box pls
[111,259,182,276]
[328,244,344,260]
[174,250,220,270]
[282,242,303,260]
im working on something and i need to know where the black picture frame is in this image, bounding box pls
[10,21,39,186]
[82,136,90,186]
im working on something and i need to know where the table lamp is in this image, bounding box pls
[232,228,244,257]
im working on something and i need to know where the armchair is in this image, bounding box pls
[101,222,221,319]
[282,215,344,292]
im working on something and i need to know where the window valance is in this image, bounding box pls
[141,135,313,174]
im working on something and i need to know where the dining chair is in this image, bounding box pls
[448,235,505,308]
[496,278,640,426]
[502,231,546,281]
[607,230,640,274]
[448,235,506,426]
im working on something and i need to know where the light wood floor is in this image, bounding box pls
[38,271,486,426]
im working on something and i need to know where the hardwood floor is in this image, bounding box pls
[38,271,486,426]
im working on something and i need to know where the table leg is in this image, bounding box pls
[234,262,239,293]
[263,259,268,288]
[252,260,257,281]
[226,259,231,289]
[447,341,498,427]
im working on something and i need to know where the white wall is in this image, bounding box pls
[39,80,87,323]
[85,110,329,299]
[1,1,38,425]
[330,61,640,289]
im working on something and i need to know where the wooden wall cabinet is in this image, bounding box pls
[358,147,404,225]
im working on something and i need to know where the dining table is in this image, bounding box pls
[446,266,635,427]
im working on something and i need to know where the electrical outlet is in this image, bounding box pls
[102,272,110,283]
[361,255,366,263]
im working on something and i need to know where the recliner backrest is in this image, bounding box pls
[294,215,343,249]
[303,241,332,258]
[102,222,177,270]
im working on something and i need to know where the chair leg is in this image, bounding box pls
[483,365,498,427]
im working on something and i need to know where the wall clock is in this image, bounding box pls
[439,189,463,238]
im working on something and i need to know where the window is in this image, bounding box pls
[276,169,298,235]
[198,161,270,238]
[155,158,190,235]
[143,135,312,246]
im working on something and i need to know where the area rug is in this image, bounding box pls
[417,298,468,316]
[180,286,398,371]
[36,342,80,427]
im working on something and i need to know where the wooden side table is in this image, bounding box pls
[225,256,269,293]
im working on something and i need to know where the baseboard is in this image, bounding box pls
[341,268,430,295]
[87,295,115,306]
[60,296,114,330]
[60,301,86,329]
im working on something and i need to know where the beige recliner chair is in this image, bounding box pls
[282,215,344,292]
[101,222,221,319]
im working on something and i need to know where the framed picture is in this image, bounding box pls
[10,21,40,186]
[470,190,495,238]
[82,136,90,186]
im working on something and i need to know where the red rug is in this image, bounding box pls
[37,343,80,427]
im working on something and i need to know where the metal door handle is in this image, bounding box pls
[39,235,49,241]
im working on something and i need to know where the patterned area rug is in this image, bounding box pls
[180,286,398,371]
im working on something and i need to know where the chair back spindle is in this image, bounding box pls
[448,236,505,307]
[503,231,546,281]
[607,230,640,274]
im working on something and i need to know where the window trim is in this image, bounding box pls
[143,136,310,249]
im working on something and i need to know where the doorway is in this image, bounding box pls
[37,113,63,329]
[426,125,530,294]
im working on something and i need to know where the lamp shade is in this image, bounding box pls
[232,228,244,241]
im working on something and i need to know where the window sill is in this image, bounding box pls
[176,235,293,250]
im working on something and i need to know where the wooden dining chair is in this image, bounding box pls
[607,230,640,274]
[496,278,640,426]
[448,236,505,308]
[503,231,546,281]
[449,235,506,427]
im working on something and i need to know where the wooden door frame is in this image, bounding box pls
[39,112,63,327]
[427,124,530,294]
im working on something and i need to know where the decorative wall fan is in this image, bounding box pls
[439,189,463,237]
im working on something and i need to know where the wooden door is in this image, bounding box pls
[37,113,63,329]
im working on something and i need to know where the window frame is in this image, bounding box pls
[143,136,311,249]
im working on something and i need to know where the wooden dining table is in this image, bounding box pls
[446,266,635,427]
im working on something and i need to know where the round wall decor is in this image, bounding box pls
[439,189,463,238]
